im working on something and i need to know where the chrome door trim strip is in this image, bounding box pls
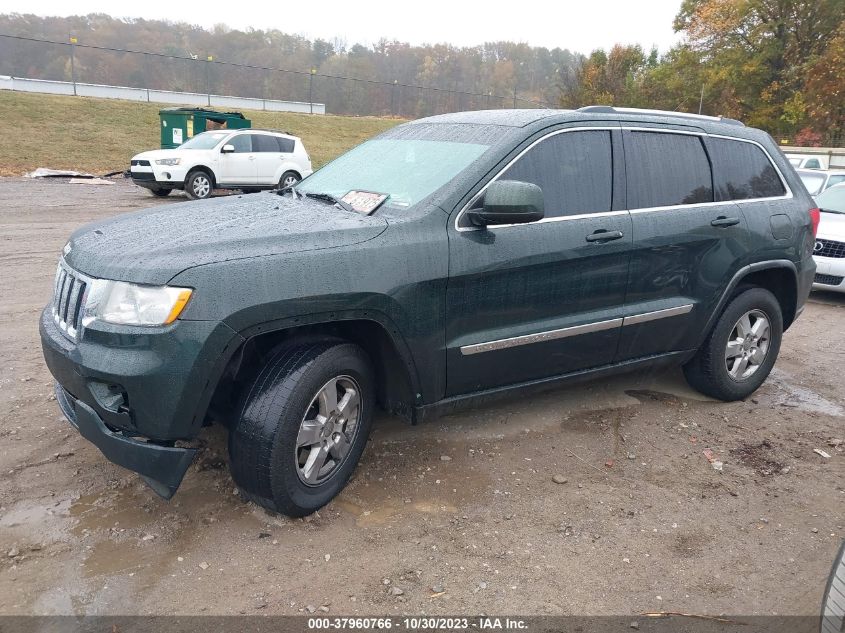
[622,303,694,326]
[453,126,793,232]
[459,317,623,356]
[459,303,695,356]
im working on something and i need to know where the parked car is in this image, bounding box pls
[812,183,845,293]
[796,168,845,196]
[129,129,312,199]
[42,106,817,516]
[785,153,826,169]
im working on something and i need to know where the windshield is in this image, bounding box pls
[799,171,825,195]
[816,185,845,214]
[178,132,229,150]
[296,130,493,209]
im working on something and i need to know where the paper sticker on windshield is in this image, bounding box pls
[341,190,388,215]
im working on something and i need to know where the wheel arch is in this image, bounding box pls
[696,259,798,349]
[205,314,422,427]
[186,165,216,187]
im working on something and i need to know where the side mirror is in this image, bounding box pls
[467,180,544,227]
[221,144,235,154]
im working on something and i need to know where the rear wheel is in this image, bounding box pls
[683,287,783,401]
[149,187,171,197]
[185,170,213,200]
[279,171,300,189]
[228,341,375,517]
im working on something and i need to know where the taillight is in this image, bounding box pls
[809,207,820,237]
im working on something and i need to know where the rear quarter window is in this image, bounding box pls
[277,137,295,153]
[624,131,713,208]
[707,137,786,200]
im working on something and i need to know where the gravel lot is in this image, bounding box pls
[0,177,843,617]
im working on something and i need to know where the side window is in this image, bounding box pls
[254,135,281,153]
[707,137,786,201]
[499,130,613,218]
[804,159,820,169]
[227,134,252,153]
[827,175,845,188]
[625,132,713,208]
[277,137,295,153]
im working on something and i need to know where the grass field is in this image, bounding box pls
[0,91,401,176]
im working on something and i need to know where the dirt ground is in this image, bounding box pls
[0,177,843,617]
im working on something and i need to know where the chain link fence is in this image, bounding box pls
[0,34,555,117]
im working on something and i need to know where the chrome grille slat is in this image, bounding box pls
[51,261,90,341]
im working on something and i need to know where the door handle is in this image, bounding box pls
[586,229,624,243]
[248,155,256,161]
[711,216,740,228]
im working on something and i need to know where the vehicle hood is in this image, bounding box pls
[131,148,193,162]
[64,193,388,284]
[818,211,845,240]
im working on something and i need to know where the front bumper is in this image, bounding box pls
[130,164,189,190]
[55,383,196,498]
[812,255,845,293]
[40,305,242,497]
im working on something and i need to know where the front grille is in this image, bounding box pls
[131,159,151,167]
[130,172,156,181]
[815,273,844,286]
[52,263,88,340]
[815,239,845,258]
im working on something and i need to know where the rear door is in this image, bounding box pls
[445,126,633,396]
[216,134,256,185]
[616,128,750,361]
[253,134,285,185]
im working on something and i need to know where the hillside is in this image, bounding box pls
[0,91,401,176]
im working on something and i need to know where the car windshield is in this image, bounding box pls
[178,132,229,150]
[296,124,500,209]
[816,185,845,214]
[799,171,825,195]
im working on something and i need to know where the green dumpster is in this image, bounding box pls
[159,108,251,149]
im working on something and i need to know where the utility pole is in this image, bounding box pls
[309,68,316,114]
[487,90,491,109]
[392,79,397,116]
[69,35,77,96]
[513,88,517,109]
[698,84,705,115]
[206,55,213,106]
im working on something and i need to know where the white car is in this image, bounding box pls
[786,153,826,169]
[130,129,313,199]
[796,168,845,196]
[813,183,845,293]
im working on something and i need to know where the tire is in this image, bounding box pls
[279,171,300,189]
[184,170,213,200]
[240,188,261,194]
[149,187,171,197]
[683,287,783,401]
[228,341,375,517]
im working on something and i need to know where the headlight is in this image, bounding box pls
[155,158,181,166]
[82,280,192,327]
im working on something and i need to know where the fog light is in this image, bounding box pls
[163,172,171,179]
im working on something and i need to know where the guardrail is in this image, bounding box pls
[0,75,326,114]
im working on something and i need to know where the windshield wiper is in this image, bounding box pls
[303,192,354,213]
[820,207,845,215]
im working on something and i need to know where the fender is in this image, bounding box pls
[694,259,798,349]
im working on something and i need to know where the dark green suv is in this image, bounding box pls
[40,106,819,516]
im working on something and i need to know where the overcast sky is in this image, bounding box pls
[9,0,685,54]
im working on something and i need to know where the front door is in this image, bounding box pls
[216,134,256,185]
[445,126,633,396]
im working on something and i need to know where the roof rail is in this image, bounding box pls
[577,105,744,126]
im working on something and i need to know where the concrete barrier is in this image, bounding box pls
[0,75,326,114]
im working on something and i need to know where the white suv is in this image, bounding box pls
[129,129,313,199]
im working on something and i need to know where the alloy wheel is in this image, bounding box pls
[192,174,211,198]
[725,309,770,381]
[295,375,361,486]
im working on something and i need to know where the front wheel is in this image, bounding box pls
[149,187,171,197]
[228,341,375,517]
[683,287,783,401]
[185,170,213,200]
